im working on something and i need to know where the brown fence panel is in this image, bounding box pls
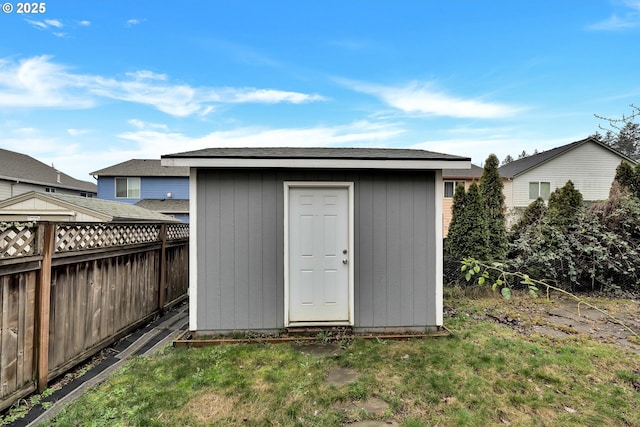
[164,243,189,305]
[47,248,162,378]
[0,270,38,409]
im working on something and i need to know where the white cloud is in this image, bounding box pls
[25,19,48,30]
[126,19,142,27]
[587,1,640,30]
[78,20,91,26]
[0,56,326,116]
[411,132,588,166]
[45,19,63,28]
[116,120,404,157]
[67,128,91,136]
[0,56,94,108]
[225,88,326,104]
[341,79,523,119]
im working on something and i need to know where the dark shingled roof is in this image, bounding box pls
[91,159,190,177]
[162,147,470,161]
[498,136,635,178]
[443,164,484,179]
[0,148,97,192]
[135,199,189,213]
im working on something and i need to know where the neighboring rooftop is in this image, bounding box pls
[135,199,190,214]
[91,159,190,177]
[443,164,484,179]
[498,137,636,178]
[0,191,180,222]
[0,148,97,193]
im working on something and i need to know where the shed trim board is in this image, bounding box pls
[188,168,199,329]
[283,182,355,327]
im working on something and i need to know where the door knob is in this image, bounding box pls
[342,259,348,264]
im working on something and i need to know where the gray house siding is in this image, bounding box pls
[195,168,437,332]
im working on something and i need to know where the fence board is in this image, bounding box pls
[23,272,36,390]
[1,275,19,399]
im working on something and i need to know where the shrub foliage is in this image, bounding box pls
[507,173,640,292]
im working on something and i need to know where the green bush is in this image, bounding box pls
[507,181,640,292]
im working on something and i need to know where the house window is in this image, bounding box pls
[45,187,56,193]
[444,181,465,198]
[529,181,551,200]
[115,177,141,198]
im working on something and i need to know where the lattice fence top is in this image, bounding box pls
[0,225,37,258]
[55,224,161,253]
[167,223,189,240]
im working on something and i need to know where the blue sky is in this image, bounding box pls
[1,1,640,181]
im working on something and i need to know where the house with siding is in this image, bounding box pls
[499,136,635,223]
[161,147,470,334]
[442,164,483,236]
[0,148,96,201]
[91,159,190,222]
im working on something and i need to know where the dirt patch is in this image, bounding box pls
[465,295,640,352]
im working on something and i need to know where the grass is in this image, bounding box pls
[36,292,640,426]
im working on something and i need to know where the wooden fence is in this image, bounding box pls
[0,222,189,412]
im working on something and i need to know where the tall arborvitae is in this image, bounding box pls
[446,182,489,260]
[547,180,584,229]
[445,183,468,259]
[615,161,640,197]
[479,154,508,260]
[466,183,490,260]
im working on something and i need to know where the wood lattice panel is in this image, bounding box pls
[0,225,36,258]
[55,224,161,252]
[167,223,189,240]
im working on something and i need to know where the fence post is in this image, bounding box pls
[158,224,167,313]
[36,223,55,393]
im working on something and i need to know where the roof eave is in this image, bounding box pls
[161,157,471,170]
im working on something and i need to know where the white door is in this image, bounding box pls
[288,185,351,323]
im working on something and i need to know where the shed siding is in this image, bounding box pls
[511,143,624,208]
[196,169,437,331]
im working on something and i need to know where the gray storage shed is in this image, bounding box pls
[162,148,470,334]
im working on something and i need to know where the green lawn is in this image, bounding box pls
[37,293,640,426]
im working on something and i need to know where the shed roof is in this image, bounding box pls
[0,191,180,222]
[0,148,97,192]
[91,159,190,177]
[162,147,470,170]
[498,137,636,178]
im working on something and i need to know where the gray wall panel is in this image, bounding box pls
[355,177,373,326]
[196,169,437,331]
[219,173,236,330]
[386,178,401,327]
[262,174,279,328]
[399,178,415,326]
[233,173,250,329]
[413,174,430,325]
[247,172,264,329]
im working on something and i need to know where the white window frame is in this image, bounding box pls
[443,180,465,198]
[115,177,141,199]
[529,181,551,200]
